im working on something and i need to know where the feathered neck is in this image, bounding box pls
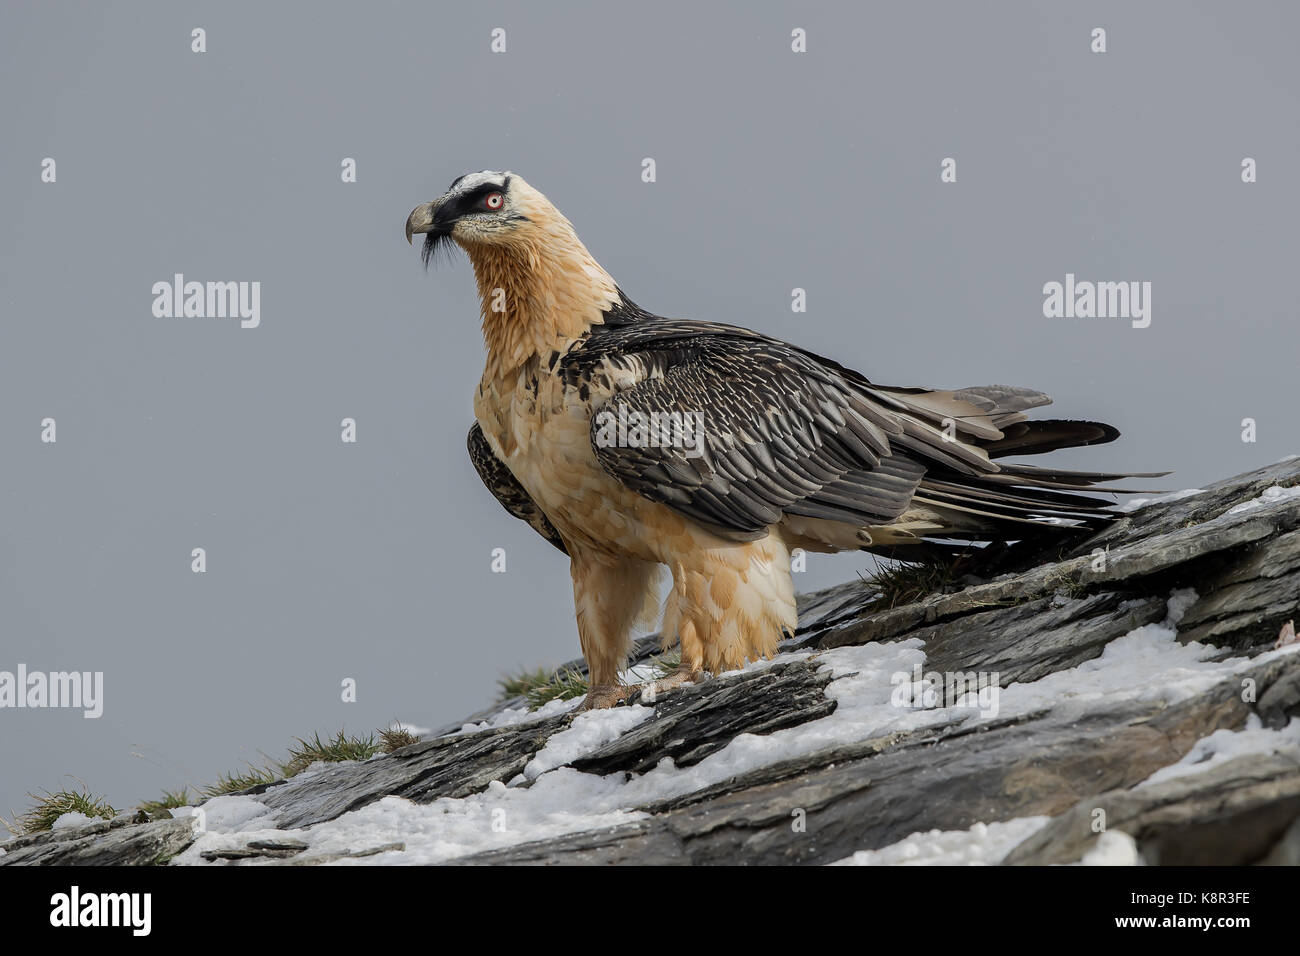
[463,218,620,381]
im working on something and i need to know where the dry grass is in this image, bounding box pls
[860,556,964,611]
[378,723,420,753]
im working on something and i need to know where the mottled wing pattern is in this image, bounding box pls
[467,422,569,554]
[564,319,953,541]
[564,313,1143,542]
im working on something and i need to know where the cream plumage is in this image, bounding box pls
[407,171,1158,709]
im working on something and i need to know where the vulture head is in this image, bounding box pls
[405,170,563,266]
[405,171,620,353]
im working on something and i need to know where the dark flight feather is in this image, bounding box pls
[562,306,1160,545]
[467,422,568,554]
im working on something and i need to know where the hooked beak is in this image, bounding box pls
[405,199,442,245]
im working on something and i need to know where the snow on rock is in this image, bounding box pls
[171,584,1300,866]
[1227,484,1300,516]
[1139,715,1300,789]
[128,460,1300,867]
[173,775,647,866]
[520,705,654,781]
[456,695,579,735]
[607,640,950,810]
[51,811,96,830]
[1117,488,1205,512]
[173,643,944,865]
[830,816,1051,866]
[992,589,1300,718]
[172,795,278,832]
[1079,830,1143,866]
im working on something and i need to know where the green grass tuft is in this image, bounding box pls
[283,730,379,776]
[201,763,284,799]
[524,667,589,708]
[195,727,404,800]
[497,666,556,702]
[14,783,116,834]
[136,787,194,815]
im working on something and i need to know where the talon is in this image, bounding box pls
[641,665,705,703]
[575,683,640,711]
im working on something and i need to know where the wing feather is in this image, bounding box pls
[563,310,1156,543]
[467,422,568,554]
[572,327,927,540]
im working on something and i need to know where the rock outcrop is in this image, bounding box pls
[4,458,1298,866]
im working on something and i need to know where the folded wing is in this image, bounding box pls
[566,317,1158,545]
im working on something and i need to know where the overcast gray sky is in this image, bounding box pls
[1,0,1297,819]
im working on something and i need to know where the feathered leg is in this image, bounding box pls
[660,530,797,677]
[570,548,661,710]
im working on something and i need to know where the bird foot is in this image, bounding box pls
[629,665,705,705]
[574,683,641,711]
[575,667,706,711]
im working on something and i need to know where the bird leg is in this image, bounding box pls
[569,551,662,711]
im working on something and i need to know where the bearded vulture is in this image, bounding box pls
[407,171,1159,709]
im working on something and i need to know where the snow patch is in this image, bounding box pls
[389,721,431,738]
[1117,488,1205,513]
[51,811,96,830]
[1080,830,1142,866]
[1226,484,1300,516]
[457,695,580,735]
[173,795,277,833]
[830,816,1051,866]
[173,589,1300,866]
[1139,715,1300,788]
[520,705,653,781]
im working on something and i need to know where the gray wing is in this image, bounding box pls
[570,328,937,541]
[467,422,568,554]
[565,317,1138,543]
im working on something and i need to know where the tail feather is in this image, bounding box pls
[982,419,1119,458]
[873,396,1165,550]
[789,382,1167,560]
[919,478,1118,515]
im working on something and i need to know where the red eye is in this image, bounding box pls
[484,192,504,210]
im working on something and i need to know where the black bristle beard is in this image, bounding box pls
[421,231,459,269]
